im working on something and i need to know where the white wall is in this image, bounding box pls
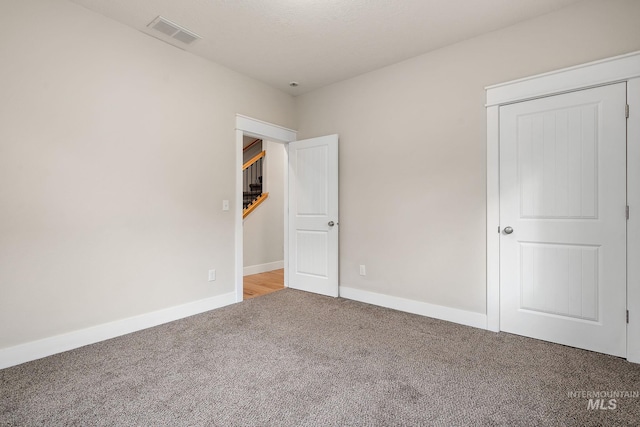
[295,0,640,314]
[243,141,285,271]
[4,0,640,355]
[0,0,294,349]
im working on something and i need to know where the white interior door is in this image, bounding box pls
[288,135,339,297]
[499,83,627,357]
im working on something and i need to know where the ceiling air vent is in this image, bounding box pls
[147,16,201,45]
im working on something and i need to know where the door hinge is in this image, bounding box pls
[498,226,500,234]
[626,205,630,220]
[627,310,629,324]
[626,104,630,118]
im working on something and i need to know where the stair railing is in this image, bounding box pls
[242,150,269,218]
[243,138,261,153]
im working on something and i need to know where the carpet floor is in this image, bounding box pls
[1,289,639,426]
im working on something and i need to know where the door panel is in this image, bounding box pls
[519,243,598,320]
[295,231,328,277]
[288,135,339,297]
[500,83,627,357]
[518,103,598,219]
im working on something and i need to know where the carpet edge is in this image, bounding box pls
[0,291,236,369]
[340,286,487,329]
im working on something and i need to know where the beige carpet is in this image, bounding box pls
[1,289,639,426]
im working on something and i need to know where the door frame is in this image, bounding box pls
[485,50,640,362]
[235,115,297,303]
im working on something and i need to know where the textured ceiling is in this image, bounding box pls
[68,0,586,95]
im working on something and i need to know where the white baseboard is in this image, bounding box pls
[243,260,284,276]
[339,286,487,330]
[0,292,236,370]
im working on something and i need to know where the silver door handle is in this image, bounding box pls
[503,226,513,234]
[328,221,335,227]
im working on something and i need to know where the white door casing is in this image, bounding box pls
[487,51,640,362]
[288,135,339,297]
[499,83,627,357]
[235,115,297,303]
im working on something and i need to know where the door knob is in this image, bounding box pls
[328,221,335,227]
[503,226,513,234]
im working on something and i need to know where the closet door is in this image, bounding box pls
[499,83,627,357]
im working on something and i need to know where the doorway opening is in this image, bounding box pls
[234,115,297,303]
[242,137,286,300]
[235,115,340,302]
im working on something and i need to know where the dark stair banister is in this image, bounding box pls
[243,150,268,216]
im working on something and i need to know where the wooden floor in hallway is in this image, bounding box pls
[243,268,285,300]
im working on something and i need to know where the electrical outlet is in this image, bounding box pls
[359,265,366,276]
[208,269,216,281]
[222,200,229,211]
